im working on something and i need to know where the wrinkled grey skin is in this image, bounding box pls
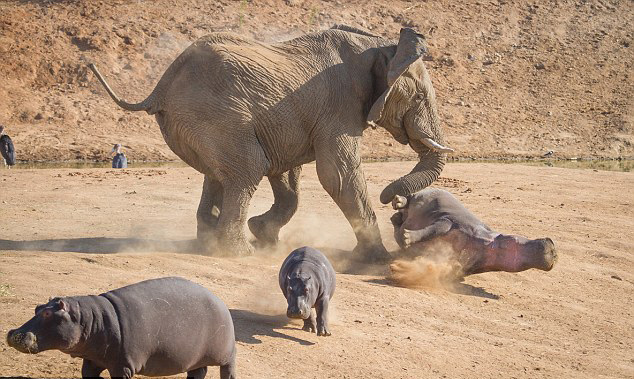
[279,247,336,336]
[391,188,558,275]
[89,25,451,262]
[6,277,236,379]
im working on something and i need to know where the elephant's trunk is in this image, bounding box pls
[379,148,445,204]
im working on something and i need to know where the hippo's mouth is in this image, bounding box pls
[7,331,40,354]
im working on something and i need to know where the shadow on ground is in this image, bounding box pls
[0,238,201,254]
[364,278,500,300]
[230,309,315,346]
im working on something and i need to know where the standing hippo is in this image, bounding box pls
[279,247,336,336]
[6,277,236,379]
[391,188,557,276]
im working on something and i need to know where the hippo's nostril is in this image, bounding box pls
[287,309,302,319]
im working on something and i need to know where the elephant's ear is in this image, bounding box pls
[367,28,429,139]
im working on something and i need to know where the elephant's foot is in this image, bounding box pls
[247,215,280,246]
[352,242,392,264]
[196,228,217,253]
[218,234,255,257]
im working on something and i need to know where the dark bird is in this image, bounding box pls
[0,126,16,167]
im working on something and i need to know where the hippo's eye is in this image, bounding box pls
[42,309,53,318]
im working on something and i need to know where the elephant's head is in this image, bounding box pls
[368,28,453,204]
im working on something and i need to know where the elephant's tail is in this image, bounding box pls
[88,63,159,114]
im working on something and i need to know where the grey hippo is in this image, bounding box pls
[6,277,236,379]
[391,188,557,276]
[279,247,336,336]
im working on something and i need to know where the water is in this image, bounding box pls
[3,161,189,170]
[2,159,632,172]
[451,158,633,172]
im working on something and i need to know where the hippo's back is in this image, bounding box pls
[102,277,235,376]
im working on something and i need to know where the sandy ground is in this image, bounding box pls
[0,162,632,378]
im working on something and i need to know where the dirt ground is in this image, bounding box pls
[0,162,632,378]
[0,0,632,161]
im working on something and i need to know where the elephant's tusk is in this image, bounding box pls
[420,138,454,154]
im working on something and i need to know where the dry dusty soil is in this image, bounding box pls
[0,162,632,378]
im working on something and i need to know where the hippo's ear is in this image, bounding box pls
[57,299,67,311]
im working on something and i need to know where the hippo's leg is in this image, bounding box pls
[316,299,331,337]
[81,359,105,378]
[220,352,237,379]
[400,219,453,249]
[197,175,223,247]
[302,309,317,333]
[248,166,301,246]
[107,366,133,379]
[187,366,207,379]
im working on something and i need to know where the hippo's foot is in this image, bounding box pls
[392,195,408,210]
[247,215,280,247]
[302,316,316,333]
[317,323,331,337]
[353,242,392,264]
[401,228,416,248]
[187,366,208,379]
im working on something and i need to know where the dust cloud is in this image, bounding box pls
[389,241,464,290]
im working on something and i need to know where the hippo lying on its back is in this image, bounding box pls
[279,247,336,336]
[391,188,557,276]
[6,277,236,379]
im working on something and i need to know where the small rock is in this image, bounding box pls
[535,62,546,70]
[34,113,44,120]
[611,275,622,281]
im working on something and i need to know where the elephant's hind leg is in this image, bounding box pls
[248,166,302,246]
[197,175,224,249]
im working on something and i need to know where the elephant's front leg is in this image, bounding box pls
[196,175,223,249]
[248,166,302,246]
[315,135,391,263]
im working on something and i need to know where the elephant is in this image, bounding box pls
[88,25,453,262]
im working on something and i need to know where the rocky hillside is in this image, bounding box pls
[0,0,631,161]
